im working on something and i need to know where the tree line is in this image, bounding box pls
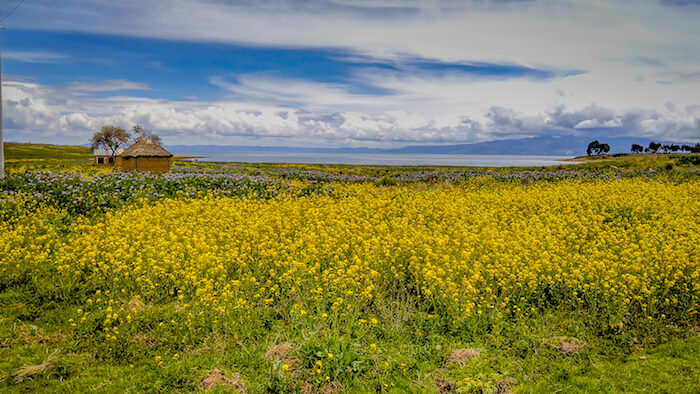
[587,140,700,156]
[90,125,162,156]
[630,141,700,154]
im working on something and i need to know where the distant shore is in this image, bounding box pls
[172,154,202,160]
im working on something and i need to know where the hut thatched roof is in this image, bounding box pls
[120,139,173,158]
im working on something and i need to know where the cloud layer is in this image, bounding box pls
[1,0,699,146]
[5,75,699,147]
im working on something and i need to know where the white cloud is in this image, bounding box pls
[3,51,69,63]
[3,77,698,147]
[574,118,623,129]
[68,79,151,92]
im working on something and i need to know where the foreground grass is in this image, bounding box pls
[519,334,700,393]
[1,300,698,392]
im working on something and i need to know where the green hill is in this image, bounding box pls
[5,142,92,160]
[3,142,93,173]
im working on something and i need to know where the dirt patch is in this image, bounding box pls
[434,377,456,393]
[264,343,292,361]
[301,382,339,394]
[550,336,585,355]
[610,165,632,173]
[264,343,302,375]
[11,323,53,346]
[496,377,518,393]
[322,383,339,393]
[446,348,481,366]
[193,333,228,355]
[130,333,158,349]
[127,297,145,313]
[198,368,246,392]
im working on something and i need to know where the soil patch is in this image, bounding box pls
[446,348,481,366]
[198,368,246,392]
[550,336,585,355]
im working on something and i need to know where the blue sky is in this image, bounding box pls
[5,31,568,101]
[1,0,699,147]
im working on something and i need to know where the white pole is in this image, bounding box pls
[0,1,29,179]
[0,30,4,179]
[0,28,5,179]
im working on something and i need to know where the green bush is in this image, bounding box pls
[673,154,700,166]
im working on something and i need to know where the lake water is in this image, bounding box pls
[171,149,576,167]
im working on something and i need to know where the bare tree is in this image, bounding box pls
[91,125,131,157]
[132,125,162,146]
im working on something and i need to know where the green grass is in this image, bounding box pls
[1,281,698,392]
[520,335,700,393]
[4,142,92,160]
[567,152,700,170]
[3,142,94,173]
[4,142,698,176]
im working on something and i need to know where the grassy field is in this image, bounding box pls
[4,142,93,160]
[4,141,699,175]
[0,143,698,393]
[3,142,94,173]
[564,153,684,169]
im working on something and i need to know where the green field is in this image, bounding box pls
[3,142,94,173]
[4,141,699,174]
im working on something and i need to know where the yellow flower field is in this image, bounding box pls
[3,179,698,333]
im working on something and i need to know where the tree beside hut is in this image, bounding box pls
[91,125,130,167]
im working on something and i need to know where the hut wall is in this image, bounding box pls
[95,156,121,167]
[120,157,171,173]
[136,157,171,173]
[120,157,137,171]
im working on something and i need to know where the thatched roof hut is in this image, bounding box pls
[119,139,173,173]
[120,139,172,158]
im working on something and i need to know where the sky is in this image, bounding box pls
[1,0,699,148]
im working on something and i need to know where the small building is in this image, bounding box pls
[93,148,124,167]
[119,139,173,173]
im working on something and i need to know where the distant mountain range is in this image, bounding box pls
[167,135,688,157]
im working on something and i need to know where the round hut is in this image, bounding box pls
[119,139,173,173]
